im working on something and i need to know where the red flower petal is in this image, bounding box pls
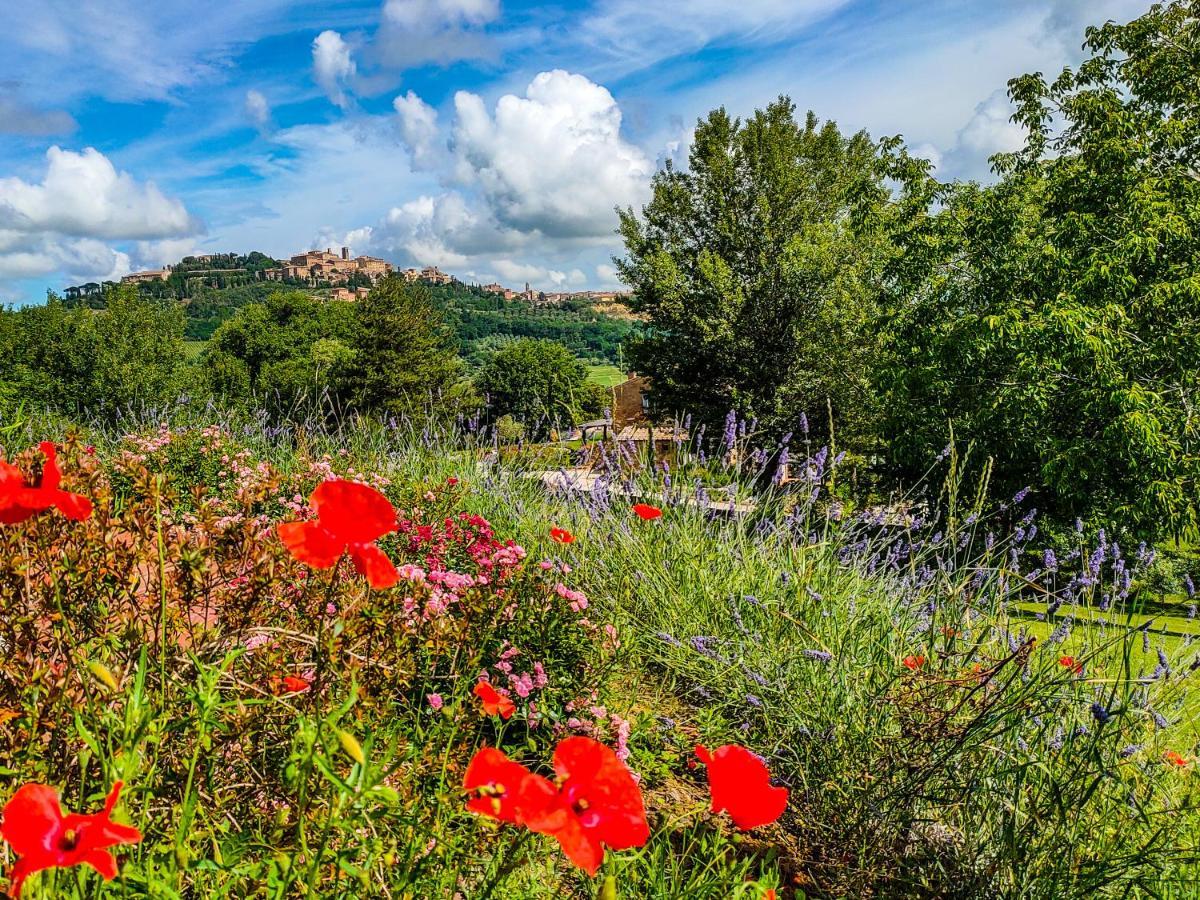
[550,527,575,544]
[0,460,26,500]
[545,813,604,876]
[632,504,662,521]
[278,521,344,569]
[349,543,400,590]
[695,744,788,830]
[0,502,38,526]
[0,450,92,525]
[552,737,649,852]
[311,480,397,544]
[0,781,140,896]
[464,748,541,824]
[278,675,311,695]
[474,681,516,719]
[51,490,93,521]
[77,848,119,880]
[68,782,142,856]
[35,443,61,493]
[0,784,64,858]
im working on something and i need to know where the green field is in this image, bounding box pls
[586,364,626,387]
[183,339,206,359]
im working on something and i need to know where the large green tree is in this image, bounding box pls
[0,288,185,417]
[616,97,890,444]
[475,338,593,437]
[348,276,465,418]
[203,290,356,408]
[879,1,1200,536]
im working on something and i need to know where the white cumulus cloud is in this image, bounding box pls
[0,231,131,283]
[957,90,1027,157]
[490,259,586,289]
[0,146,197,286]
[319,70,650,290]
[0,146,197,240]
[393,90,441,169]
[594,263,622,287]
[374,0,499,67]
[312,30,356,108]
[372,192,523,267]
[451,70,652,238]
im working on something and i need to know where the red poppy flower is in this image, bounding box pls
[521,737,649,876]
[0,443,93,526]
[0,462,24,520]
[447,477,459,486]
[277,675,311,695]
[1058,655,1083,675]
[764,891,777,900]
[0,781,141,897]
[463,748,553,824]
[474,680,516,720]
[463,738,649,876]
[1165,750,1188,767]
[550,527,576,544]
[902,655,926,670]
[632,503,662,521]
[277,479,399,589]
[694,744,788,831]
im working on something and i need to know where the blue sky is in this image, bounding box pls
[0,0,1150,303]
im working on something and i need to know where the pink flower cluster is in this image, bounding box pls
[555,582,589,613]
[564,694,633,761]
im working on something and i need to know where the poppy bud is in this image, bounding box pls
[598,875,618,900]
[87,660,120,692]
[337,728,366,767]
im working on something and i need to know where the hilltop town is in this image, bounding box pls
[55,246,639,365]
[115,246,632,309]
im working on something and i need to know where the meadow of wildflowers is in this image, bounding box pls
[0,408,1197,898]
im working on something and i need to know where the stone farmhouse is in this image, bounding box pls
[481,282,517,300]
[398,266,454,285]
[330,287,372,302]
[120,268,171,284]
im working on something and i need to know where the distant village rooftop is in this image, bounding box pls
[263,247,394,288]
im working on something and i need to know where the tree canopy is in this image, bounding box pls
[348,276,467,419]
[878,0,1200,536]
[617,98,889,446]
[474,338,597,437]
[203,290,357,409]
[0,288,185,419]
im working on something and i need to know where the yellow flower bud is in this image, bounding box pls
[87,660,120,692]
[337,728,366,767]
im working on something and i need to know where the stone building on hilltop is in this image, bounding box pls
[262,247,394,287]
[120,268,171,284]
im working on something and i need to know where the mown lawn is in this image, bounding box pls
[586,364,626,387]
